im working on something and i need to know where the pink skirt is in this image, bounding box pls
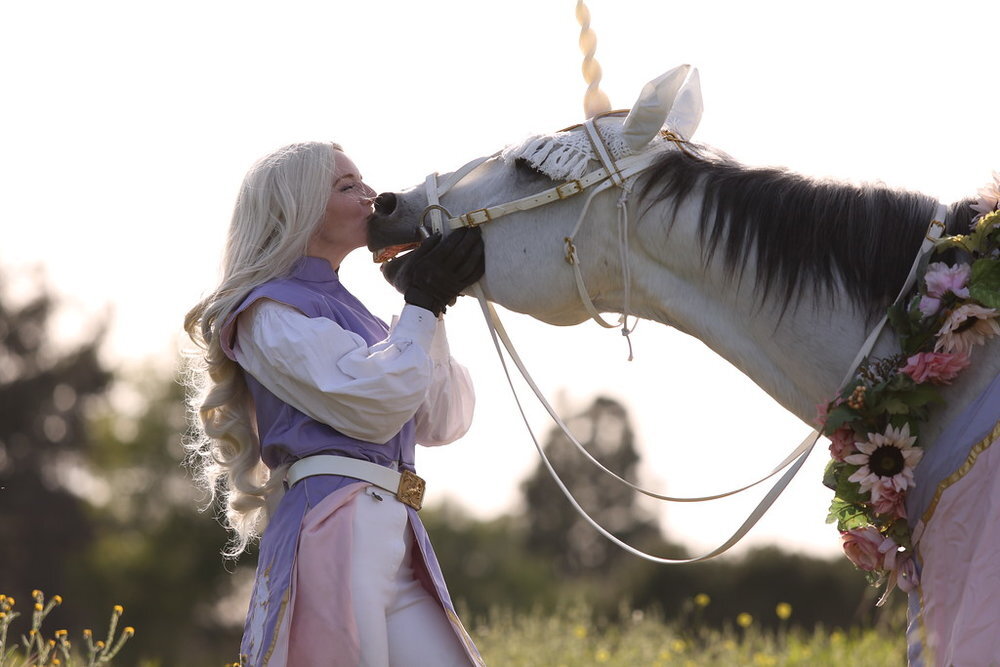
[248,482,482,666]
[910,420,1000,665]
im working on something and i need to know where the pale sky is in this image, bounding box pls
[3,0,998,559]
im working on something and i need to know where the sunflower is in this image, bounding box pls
[935,303,1000,355]
[846,423,922,503]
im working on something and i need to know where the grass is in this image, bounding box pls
[0,592,135,667]
[471,602,906,666]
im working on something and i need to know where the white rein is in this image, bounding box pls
[418,127,949,563]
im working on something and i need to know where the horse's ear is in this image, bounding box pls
[622,65,702,151]
[664,68,702,142]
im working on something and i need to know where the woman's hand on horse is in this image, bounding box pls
[385,227,485,316]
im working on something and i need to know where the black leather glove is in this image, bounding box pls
[380,227,485,316]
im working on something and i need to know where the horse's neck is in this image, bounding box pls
[614,197,879,425]
[616,196,1000,442]
[632,260,863,425]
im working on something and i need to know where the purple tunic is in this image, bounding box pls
[221,257,481,665]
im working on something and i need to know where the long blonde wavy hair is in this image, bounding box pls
[184,141,341,557]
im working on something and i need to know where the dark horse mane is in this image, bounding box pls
[639,149,974,317]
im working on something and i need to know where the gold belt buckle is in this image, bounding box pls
[396,470,426,511]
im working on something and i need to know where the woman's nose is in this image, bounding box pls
[373,192,397,216]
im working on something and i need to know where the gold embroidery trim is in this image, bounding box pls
[263,586,290,665]
[446,607,485,667]
[920,419,1000,526]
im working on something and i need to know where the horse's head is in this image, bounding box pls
[367,65,702,325]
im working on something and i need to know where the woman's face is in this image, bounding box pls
[309,149,376,264]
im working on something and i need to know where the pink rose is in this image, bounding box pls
[828,427,857,462]
[815,398,843,427]
[870,485,907,519]
[924,262,971,299]
[918,296,941,317]
[901,351,971,385]
[842,526,885,571]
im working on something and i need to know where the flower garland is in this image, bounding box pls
[819,173,1000,600]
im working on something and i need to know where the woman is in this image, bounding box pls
[184,141,485,666]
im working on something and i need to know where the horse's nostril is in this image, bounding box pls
[373,192,397,216]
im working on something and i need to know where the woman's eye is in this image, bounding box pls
[340,183,356,192]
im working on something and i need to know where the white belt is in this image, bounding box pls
[285,455,426,511]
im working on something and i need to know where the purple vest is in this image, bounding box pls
[221,256,416,471]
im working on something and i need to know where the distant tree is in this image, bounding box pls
[0,272,110,627]
[520,397,679,577]
[76,370,248,664]
[421,503,559,618]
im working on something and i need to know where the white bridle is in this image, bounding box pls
[415,121,949,564]
[422,117,677,352]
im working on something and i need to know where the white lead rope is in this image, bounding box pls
[473,284,818,563]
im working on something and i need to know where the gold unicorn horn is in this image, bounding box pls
[576,0,612,118]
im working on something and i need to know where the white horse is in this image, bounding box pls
[368,66,1000,665]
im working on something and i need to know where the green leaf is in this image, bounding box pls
[879,398,909,415]
[934,234,975,254]
[822,405,860,434]
[885,519,913,550]
[888,299,914,338]
[822,459,839,491]
[970,258,1000,310]
[826,499,870,531]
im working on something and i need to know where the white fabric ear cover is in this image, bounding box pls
[665,68,703,141]
[622,64,698,152]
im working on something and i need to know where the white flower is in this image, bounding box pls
[971,171,1000,223]
[846,423,922,501]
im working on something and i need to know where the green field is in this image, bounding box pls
[472,603,906,666]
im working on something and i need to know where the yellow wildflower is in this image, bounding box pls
[124,627,136,637]
[737,612,753,628]
[693,593,710,608]
[671,638,686,653]
[572,625,587,639]
[113,605,124,615]
[775,602,792,620]
[595,648,611,662]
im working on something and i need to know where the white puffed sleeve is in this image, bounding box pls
[232,299,438,444]
[412,320,475,446]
